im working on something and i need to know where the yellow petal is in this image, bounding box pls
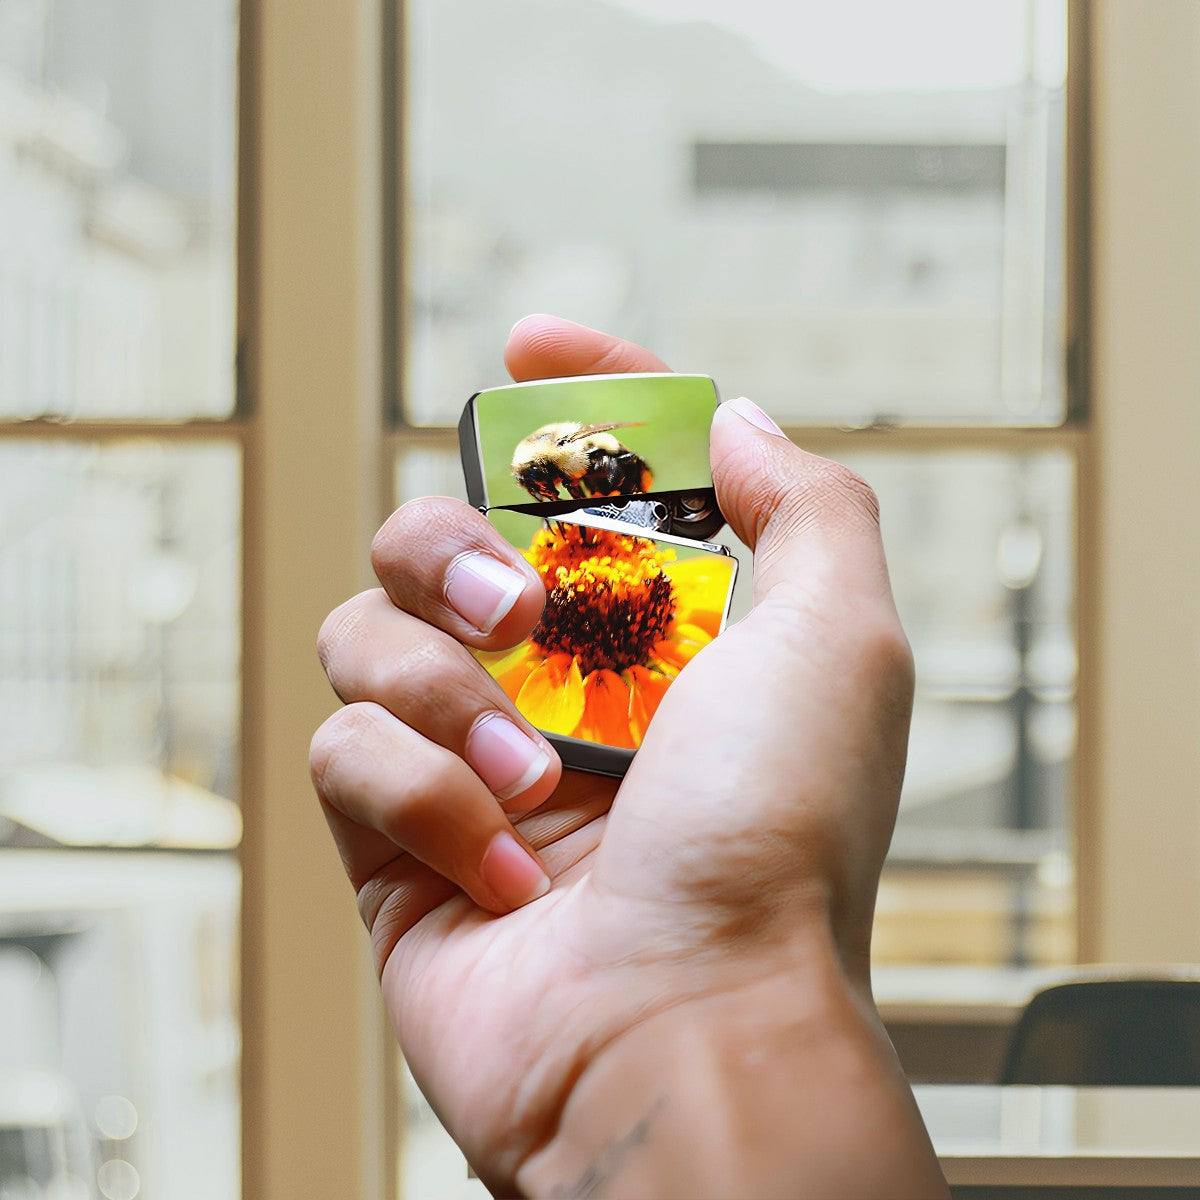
[516,653,586,736]
[627,665,673,744]
[576,669,636,749]
[675,605,723,640]
[648,655,680,680]
[665,555,735,638]
[653,626,709,672]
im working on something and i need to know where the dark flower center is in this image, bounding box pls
[527,526,676,675]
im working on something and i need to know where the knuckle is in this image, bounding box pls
[811,459,881,528]
[377,754,459,838]
[717,440,881,545]
[308,703,384,794]
[370,496,473,579]
[364,629,468,713]
[316,590,377,671]
[756,458,880,553]
[369,519,403,581]
[370,506,416,579]
[308,721,339,794]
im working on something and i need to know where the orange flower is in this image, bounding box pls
[476,524,731,749]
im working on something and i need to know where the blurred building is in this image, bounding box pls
[1,2,240,1197]
[407,0,1062,427]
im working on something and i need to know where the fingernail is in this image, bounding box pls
[467,713,551,803]
[445,552,526,634]
[722,396,786,438]
[508,313,546,337]
[480,831,551,909]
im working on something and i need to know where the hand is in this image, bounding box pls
[310,315,948,1198]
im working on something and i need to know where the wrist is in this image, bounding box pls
[517,939,946,1200]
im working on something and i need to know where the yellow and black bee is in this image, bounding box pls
[511,421,653,504]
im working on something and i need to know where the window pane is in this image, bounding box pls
[0,442,241,801]
[852,451,1075,966]
[0,440,241,1198]
[404,0,1066,427]
[0,0,237,419]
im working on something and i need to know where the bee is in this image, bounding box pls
[511,421,653,504]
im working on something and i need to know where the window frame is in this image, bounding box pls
[238,1,398,1198]
[1074,0,1200,963]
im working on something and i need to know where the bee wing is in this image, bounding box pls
[561,421,645,443]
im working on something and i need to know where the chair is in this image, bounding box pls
[999,978,1200,1085]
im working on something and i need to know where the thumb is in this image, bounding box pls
[710,397,893,607]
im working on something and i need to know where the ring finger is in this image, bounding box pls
[310,701,552,917]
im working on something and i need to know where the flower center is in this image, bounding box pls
[526,525,676,675]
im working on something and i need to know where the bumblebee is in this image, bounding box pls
[510,419,726,540]
[511,421,653,504]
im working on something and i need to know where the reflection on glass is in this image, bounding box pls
[0,0,237,418]
[394,444,466,507]
[0,858,241,1198]
[405,0,1065,426]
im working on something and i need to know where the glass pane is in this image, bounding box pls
[396,442,1076,969]
[0,0,237,419]
[404,0,1066,427]
[853,451,1075,967]
[394,442,466,506]
[401,1063,488,1200]
[0,440,241,1198]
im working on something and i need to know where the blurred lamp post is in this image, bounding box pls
[998,515,1043,964]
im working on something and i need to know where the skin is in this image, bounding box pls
[310,314,949,1198]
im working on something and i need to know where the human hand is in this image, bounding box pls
[310,315,947,1198]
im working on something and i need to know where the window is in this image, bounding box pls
[9,3,1192,1197]
[0,1,240,1196]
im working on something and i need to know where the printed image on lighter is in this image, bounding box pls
[476,511,737,751]
[469,374,717,511]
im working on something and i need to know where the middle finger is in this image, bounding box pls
[319,587,561,811]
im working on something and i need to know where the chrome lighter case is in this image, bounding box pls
[459,373,737,777]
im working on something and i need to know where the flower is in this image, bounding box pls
[475,524,731,749]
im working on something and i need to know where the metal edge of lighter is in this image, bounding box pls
[459,374,736,775]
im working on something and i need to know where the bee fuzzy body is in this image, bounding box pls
[511,422,653,504]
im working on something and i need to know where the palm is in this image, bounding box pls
[373,605,906,1178]
[381,810,609,1176]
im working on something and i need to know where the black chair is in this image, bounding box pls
[999,978,1200,1085]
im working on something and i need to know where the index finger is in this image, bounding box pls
[504,314,671,380]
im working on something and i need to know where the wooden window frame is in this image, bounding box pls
[239,0,397,1197]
